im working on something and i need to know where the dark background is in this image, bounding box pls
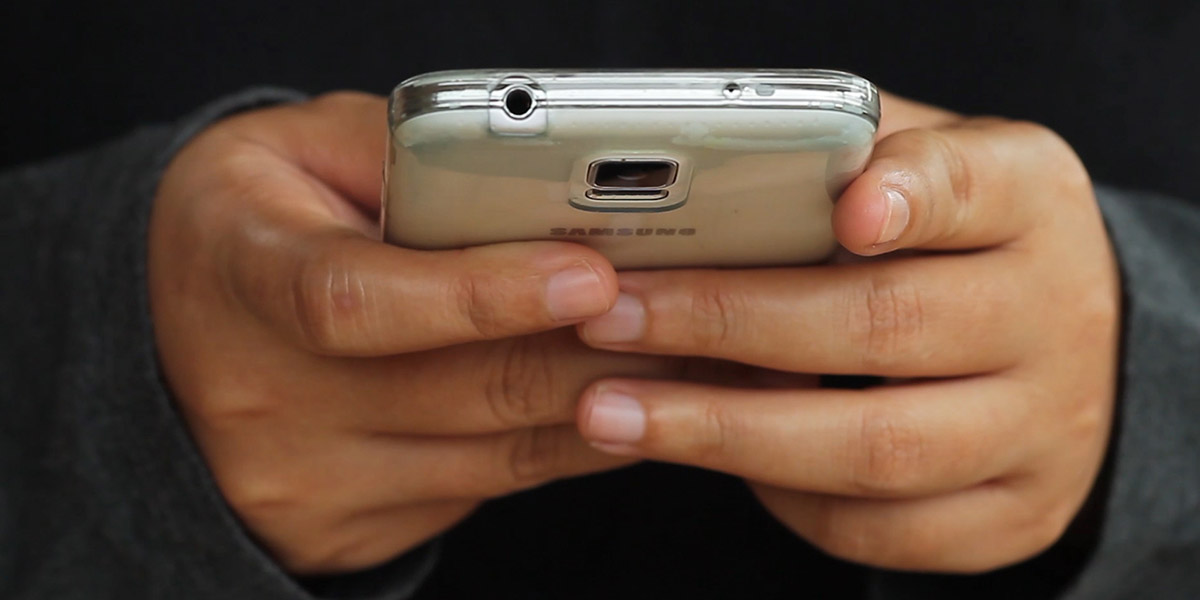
[2,1,1195,598]
[3,1,1200,201]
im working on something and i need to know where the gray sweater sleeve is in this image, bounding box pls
[1062,187,1200,599]
[870,185,1200,599]
[0,90,437,600]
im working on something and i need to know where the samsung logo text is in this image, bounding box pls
[549,227,697,237]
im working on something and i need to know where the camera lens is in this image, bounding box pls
[590,160,678,189]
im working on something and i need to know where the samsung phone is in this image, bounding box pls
[382,69,879,269]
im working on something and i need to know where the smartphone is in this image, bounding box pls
[382,69,879,269]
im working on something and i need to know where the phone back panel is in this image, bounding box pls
[383,74,877,269]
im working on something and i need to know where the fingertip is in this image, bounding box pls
[545,261,616,322]
[576,382,647,448]
[450,240,619,327]
[876,185,912,248]
[576,292,646,346]
[525,241,620,321]
[834,172,892,255]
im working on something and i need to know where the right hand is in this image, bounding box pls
[148,92,675,574]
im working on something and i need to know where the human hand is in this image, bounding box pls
[573,93,1121,573]
[148,93,675,574]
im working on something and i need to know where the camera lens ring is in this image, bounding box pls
[502,86,536,120]
[588,159,679,190]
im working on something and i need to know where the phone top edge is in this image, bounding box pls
[388,69,880,129]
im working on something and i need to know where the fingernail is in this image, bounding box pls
[584,389,646,445]
[546,265,610,321]
[581,293,645,343]
[876,186,910,245]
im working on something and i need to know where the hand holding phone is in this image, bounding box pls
[149,92,687,574]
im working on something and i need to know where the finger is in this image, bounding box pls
[218,91,388,212]
[751,480,1076,573]
[874,91,960,139]
[342,337,810,436]
[221,182,619,355]
[311,330,683,435]
[834,118,1084,255]
[355,426,637,502]
[209,425,635,521]
[576,377,1037,498]
[235,333,793,437]
[202,118,621,356]
[579,253,1030,377]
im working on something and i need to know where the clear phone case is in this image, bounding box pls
[383,69,879,269]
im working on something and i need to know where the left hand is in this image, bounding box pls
[571,93,1121,573]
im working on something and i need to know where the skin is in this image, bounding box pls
[576,94,1121,573]
[149,93,677,574]
[150,91,1120,576]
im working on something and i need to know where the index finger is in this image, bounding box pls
[183,106,620,356]
[577,377,1040,498]
[226,218,620,356]
[834,119,1090,255]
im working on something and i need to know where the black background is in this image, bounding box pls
[3,1,1196,598]
[3,1,1200,201]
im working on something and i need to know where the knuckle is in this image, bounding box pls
[927,128,977,238]
[806,502,887,566]
[1083,284,1120,332]
[217,464,303,524]
[1004,119,1065,150]
[215,461,370,575]
[278,551,335,576]
[949,560,1004,576]
[275,535,367,575]
[210,151,272,203]
[1058,155,1094,200]
[987,119,1094,216]
[204,147,291,235]
[1064,391,1111,447]
[1015,120,1092,192]
[807,501,943,571]
[891,128,975,240]
[482,337,560,428]
[687,283,744,352]
[849,276,926,373]
[450,272,516,339]
[683,400,739,463]
[1024,504,1075,559]
[309,90,376,111]
[186,385,281,433]
[1013,486,1080,563]
[502,427,564,492]
[891,522,958,571]
[850,405,926,496]
[290,244,368,353]
[1071,284,1120,348]
[181,391,295,516]
[1002,118,1057,144]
